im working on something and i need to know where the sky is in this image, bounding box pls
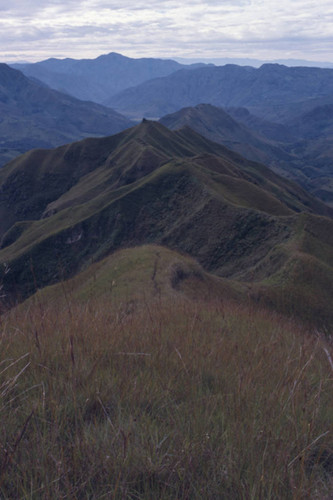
[1,0,333,64]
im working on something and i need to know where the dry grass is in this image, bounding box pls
[0,294,332,499]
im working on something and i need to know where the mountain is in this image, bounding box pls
[160,103,297,174]
[175,56,333,69]
[225,106,295,142]
[11,52,208,105]
[10,57,333,204]
[1,120,332,326]
[106,63,333,119]
[243,93,333,126]
[0,64,133,166]
[227,101,333,204]
[287,102,333,140]
[159,104,333,204]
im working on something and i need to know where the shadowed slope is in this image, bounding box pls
[0,63,133,166]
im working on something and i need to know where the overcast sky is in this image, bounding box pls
[1,0,333,63]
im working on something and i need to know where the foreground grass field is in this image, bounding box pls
[1,291,332,499]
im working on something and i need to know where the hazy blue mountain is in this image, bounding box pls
[159,103,296,171]
[0,64,133,166]
[225,107,294,142]
[231,98,333,205]
[175,56,333,69]
[106,64,333,119]
[160,103,333,205]
[12,52,208,104]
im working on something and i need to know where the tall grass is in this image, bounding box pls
[0,295,332,499]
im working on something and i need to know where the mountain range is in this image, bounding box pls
[0,63,133,166]
[15,54,333,124]
[174,56,333,69]
[1,120,332,326]
[12,52,207,105]
[102,63,333,205]
[2,56,333,207]
[106,63,333,120]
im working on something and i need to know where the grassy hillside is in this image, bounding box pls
[1,121,333,327]
[23,245,239,306]
[1,282,332,498]
[22,237,333,330]
[1,116,332,496]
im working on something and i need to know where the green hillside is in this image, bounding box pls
[1,121,333,327]
[23,244,240,309]
[1,120,333,499]
[1,268,332,499]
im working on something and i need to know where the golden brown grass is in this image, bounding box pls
[0,294,332,499]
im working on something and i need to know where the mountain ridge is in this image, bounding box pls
[106,63,333,119]
[11,52,209,104]
[1,121,333,326]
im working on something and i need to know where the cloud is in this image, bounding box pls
[1,0,333,63]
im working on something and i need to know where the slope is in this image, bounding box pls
[159,104,333,203]
[226,103,333,205]
[3,262,332,500]
[160,104,301,177]
[106,63,333,119]
[0,64,133,166]
[23,244,239,308]
[0,121,332,326]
